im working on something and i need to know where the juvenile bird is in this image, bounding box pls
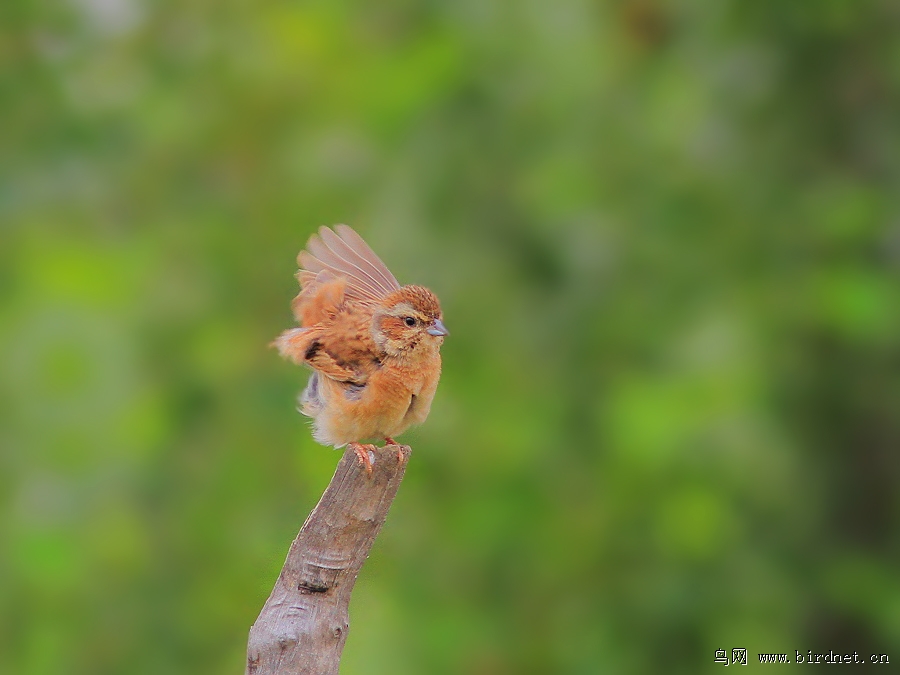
[273,225,448,471]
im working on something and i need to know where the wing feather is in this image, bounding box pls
[310,228,388,297]
[329,226,400,294]
[301,240,382,300]
[299,250,383,302]
[296,225,400,304]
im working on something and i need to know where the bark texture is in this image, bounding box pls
[246,444,411,675]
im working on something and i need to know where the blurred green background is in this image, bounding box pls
[3,0,900,673]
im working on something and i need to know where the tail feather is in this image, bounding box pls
[299,372,322,417]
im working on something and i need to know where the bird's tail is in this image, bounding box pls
[298,371,322,417]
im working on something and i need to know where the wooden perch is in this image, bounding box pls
[247,444,411,675]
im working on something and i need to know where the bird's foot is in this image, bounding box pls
[348,442,376,475]
[383,437,404,463]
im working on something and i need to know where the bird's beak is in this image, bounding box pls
[427,319,449,337]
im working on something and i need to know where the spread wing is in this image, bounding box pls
[276,225,397,388]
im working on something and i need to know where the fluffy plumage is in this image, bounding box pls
[274,226,447,465]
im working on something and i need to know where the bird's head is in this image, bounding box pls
[372,285,448,358]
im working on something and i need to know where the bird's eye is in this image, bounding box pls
[403,317,416,327]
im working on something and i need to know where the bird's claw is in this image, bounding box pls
[349,442,375,475]
[384,437,404,463]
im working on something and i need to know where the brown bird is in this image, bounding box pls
[273,225,448,472]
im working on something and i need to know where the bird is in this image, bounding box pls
[273,225,448,472]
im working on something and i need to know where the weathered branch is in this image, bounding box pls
[246,444,411,675]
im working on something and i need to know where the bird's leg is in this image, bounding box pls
[348,442,375,475]
[383,437,403,463]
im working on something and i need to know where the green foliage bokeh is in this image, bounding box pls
[2,1,899,673]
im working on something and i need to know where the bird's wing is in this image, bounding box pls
[278,226,394,385]
[296,225,400,305]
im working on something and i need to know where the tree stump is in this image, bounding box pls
[246,444,411,675]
